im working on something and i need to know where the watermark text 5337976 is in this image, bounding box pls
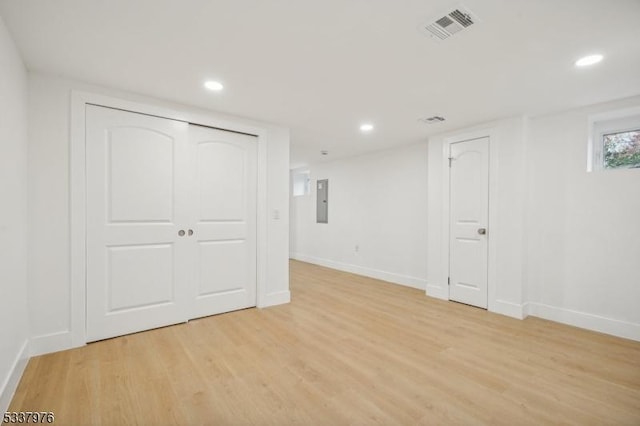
[3,412,54,424]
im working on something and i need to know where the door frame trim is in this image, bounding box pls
[441,128,498,312]
[70,91,269,347]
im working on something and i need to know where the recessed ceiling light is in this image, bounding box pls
[204,80,224,91]
[575,54,603,67]
[360,123,374,132]
[320,150,329,156]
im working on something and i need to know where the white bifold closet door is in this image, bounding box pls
[86,105,257,342]
[188,124,257,320]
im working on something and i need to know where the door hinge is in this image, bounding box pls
[447,277,450,285]
[448,157,453,167]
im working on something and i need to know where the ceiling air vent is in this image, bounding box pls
[420,6,478,41]
[419,116,446,124]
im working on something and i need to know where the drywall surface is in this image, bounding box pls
[427,98,640,339]
[293,97,640,341]
[291,143,429,289]
[0,15,30,412]
[27,72,290,355]
[526,96,640,340]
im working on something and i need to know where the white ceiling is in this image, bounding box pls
[1,0,639,168]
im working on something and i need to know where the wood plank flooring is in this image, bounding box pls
[7,260,640,425]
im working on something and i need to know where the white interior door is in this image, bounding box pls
[86,105,191,342]
[188,125,257,319]
[449,137,489,308]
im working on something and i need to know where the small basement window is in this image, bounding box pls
[291,169,310,196]
[589,107,640,171]
[603,129,640,169]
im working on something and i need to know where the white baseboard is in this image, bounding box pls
[528,302,640,341]
[29,331,73,357]
[425,283,448,300]
[493,299,527,320]
[291,253,427,290]
[0,340,29,413]
[261,290,291,307]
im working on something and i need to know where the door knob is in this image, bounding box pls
[477,228,486,235]
[178,230,185,237]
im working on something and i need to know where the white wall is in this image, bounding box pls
[427,117,528,319]
[290,143,429,289]
[264,126,291,305]
[28,72,290,355]
[525,96,640,340]
[403,102,640,339]
[0,16,30,411]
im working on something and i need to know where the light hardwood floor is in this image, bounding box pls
[7,260,640,425]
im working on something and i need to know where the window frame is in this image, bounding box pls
[588,106,640,172]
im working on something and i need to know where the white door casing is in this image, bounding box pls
[448,137,489,308]
[86,105,258,342]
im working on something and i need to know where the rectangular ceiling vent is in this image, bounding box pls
[419,116,446,124]
[421,6,477,41]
